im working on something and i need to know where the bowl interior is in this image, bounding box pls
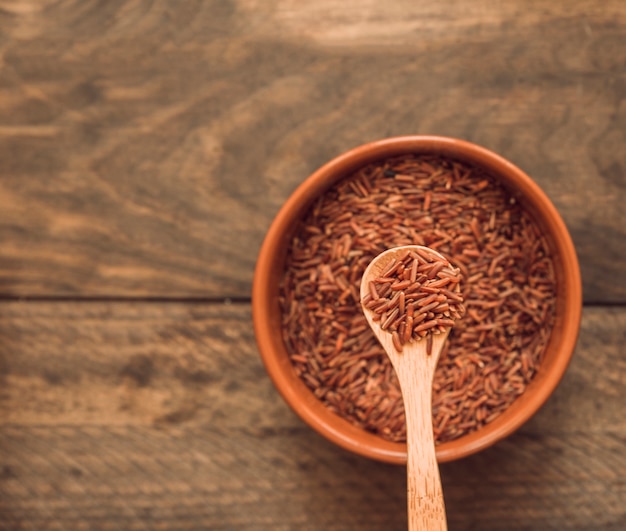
[253,136,582,464]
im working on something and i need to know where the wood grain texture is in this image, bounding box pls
[0,0,624,300]
[0,2,625,530]
[0,301,624,530]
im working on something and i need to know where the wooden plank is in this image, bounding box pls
[0,1,624,301]
[1,425,624,530]
[0,302,624,529]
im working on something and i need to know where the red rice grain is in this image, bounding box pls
[278,154,557,444]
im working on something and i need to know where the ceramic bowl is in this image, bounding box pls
[252,135,582,464]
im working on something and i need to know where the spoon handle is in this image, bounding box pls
[394,350,447,531]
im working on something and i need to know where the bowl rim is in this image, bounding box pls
[252,135,582,464]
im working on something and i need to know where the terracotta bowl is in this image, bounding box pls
[252,135,582,464]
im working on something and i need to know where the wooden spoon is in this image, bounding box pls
[361,245,464,531]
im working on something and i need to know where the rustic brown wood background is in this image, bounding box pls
[0,1,625,529]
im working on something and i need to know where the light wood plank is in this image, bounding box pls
[0,302,624,529]
[0,1,623,300]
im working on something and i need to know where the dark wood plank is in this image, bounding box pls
[0,302,624,529]
[0,1,624,301]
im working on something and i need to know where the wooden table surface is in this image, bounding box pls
[1,1,625,529]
